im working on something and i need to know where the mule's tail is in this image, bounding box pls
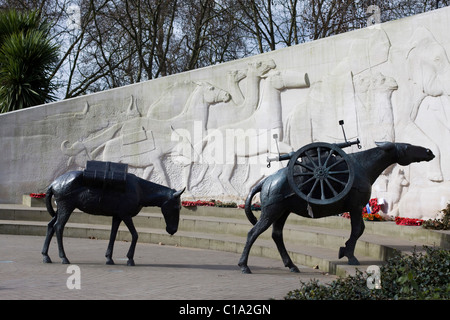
[45,187,56,217]
[244,178,266,225]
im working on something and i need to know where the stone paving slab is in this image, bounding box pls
[0,234,337,300]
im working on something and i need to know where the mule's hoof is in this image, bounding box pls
[240,266,252,274]
[127,259,135,266]
[428,172,443,182]
[106,259,115,265]
[289,266,300,273]
[62,258,71,264]
[43,256,52,264]
[347,256,360,265]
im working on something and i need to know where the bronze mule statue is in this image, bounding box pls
[42,168,185,266]
[238,142,435,273]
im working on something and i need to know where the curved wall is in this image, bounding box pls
[2,7,450,219]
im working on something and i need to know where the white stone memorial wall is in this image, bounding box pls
[2,7,450,220]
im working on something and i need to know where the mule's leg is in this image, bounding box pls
[42,215,57,263]
[53,206,73,264]
[219,164,240,196]
[154,159,170,187]
[339,208,365,265]
[210,165,228,194]
[272,211,300,273]
[143,166,154,180]
[122,216,138,266]
[105,216,122,265]
[238,207,281,274]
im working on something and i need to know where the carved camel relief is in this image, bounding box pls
[207,59,276,129]
[60,60,278,190]
[182,69,310,195]
[353,71,398,148]
[60,59,310,196]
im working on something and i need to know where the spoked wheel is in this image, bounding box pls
[287,142,354,205]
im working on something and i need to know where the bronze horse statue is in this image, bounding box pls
[238,142,435,273]
[42,169,185,266]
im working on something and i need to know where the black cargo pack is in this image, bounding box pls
[83,161,128,192]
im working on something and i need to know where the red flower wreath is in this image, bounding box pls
[29,193,46,199]
[362,198,383,221]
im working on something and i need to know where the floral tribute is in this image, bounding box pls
[362,198,383,221]
[29,193,46,199]
[341,198,384,221]
[238,202,261,211]
[395,217,424,226]
[181,199,260,210]
[182,200,215,207]
[340,197,425,226]
[182,199,238,208]
[181,196,430,227]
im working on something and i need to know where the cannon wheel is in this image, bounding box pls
[287,142,355,206]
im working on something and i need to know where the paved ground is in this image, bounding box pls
[0,234,337,300]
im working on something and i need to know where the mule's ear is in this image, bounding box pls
[375,141,395,151]
[173,187,186,198]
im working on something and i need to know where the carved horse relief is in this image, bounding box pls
[61,81,230,186]
[60,96,140,168]
[102,81,230,185]
[146,81,198,120]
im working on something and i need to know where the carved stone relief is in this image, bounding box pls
[1,7,450,220]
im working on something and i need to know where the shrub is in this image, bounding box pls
[0,10,59,113]
[213,200,237,208]
[423,203,450,230]
[285,246,450,300]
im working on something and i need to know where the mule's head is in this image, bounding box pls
[161,187,185,235]
[376,142,435,165]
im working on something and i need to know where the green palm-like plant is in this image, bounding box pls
[0,10,59,113]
